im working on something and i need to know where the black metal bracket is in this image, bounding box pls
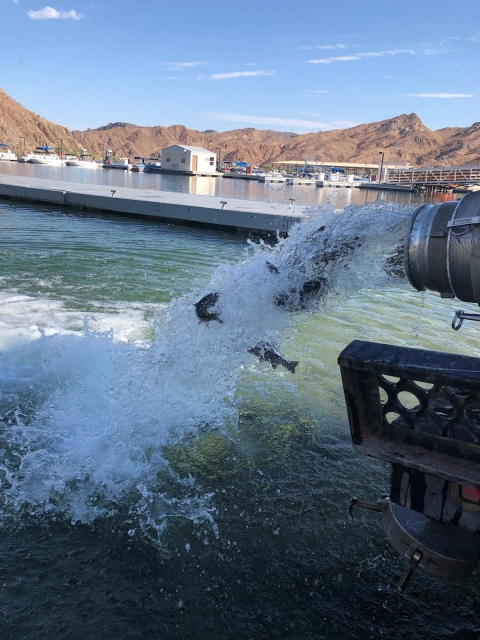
[452,310,480,331]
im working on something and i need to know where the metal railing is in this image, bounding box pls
[388,166,480,185]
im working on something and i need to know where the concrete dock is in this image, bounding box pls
[359,182,416,192]
[0,175,301,235]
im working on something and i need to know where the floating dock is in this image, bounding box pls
[359,182,416,192]
[161,169,223,177]
[223,173,287,183]
[286,178,318,186]
[316,180,360,188]
[0,175,301,235]
[223,173,259,181]
[285,178,359,187]
[255,174,287,183]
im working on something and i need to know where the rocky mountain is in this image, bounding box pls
[72,113,480,167]
[1,87,479,166]
[0,88,79,154]
[72,123,300,164]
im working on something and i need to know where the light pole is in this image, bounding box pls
[378,151,385,183]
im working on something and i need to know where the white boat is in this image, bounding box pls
[28,155,64,166]
[0,143,17,161]
[18,153,34,163]
[256,172,287,183]
[66,151,97,168]
[66,148,98,168]
[27,146,64,165]
[66,159,98,168]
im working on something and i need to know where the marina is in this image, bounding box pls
[0,160,430,208]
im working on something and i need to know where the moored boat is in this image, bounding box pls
[66,150,98,168]
[103,157,131,170]
[66,159,98,168]
[143,161,162,173]
[28,146,64,165]
[0,143,17,161]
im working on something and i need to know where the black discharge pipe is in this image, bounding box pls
[405,191,480,304]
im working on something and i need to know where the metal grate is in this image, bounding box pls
[338,340,480,488]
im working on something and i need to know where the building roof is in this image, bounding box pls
[272,160,407,170]
[163,144,215,154]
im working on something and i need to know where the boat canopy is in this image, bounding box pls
[36,145,54,151]
[329,167,345,173]
[0,143,9,147]
[235,162,248,167]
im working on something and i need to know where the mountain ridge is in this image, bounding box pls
[1,87,479,166]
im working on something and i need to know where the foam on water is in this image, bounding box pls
[0,201,412,535]
[0,291,153,350]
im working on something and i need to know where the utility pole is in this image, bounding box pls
[378,151,385,183]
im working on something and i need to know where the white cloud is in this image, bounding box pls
[27,6,84,19]
[422,47,450,55]
[206,112,357,131]
[405,93,474,98]
[309,49,415,63]
[12,0,19,5]
[162,61,206,70]
[307,90,330,94]
[466,32,480,42]
[309,55,359,63]
[208,70,275,81]
[298,43,347,50]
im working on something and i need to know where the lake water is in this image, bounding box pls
[0,161,456,210]
[0,168,478,639]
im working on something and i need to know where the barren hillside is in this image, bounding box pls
[73,113,480,167]
[1,87,479,166]
[0,88,79,154]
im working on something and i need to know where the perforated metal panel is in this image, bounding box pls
[338,340,480,488]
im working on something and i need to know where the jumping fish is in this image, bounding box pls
[194,292,223,324]
[248,343,299,374]
[266,261,280,274]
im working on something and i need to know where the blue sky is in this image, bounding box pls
[1,0,479,133]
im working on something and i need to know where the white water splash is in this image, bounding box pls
[0,202,412,533]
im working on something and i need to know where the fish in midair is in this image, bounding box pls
[194,292,223,324]
[266,261,280,274]
[248,343,299,374]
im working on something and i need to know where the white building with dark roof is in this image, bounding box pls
[161,144,218,175]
